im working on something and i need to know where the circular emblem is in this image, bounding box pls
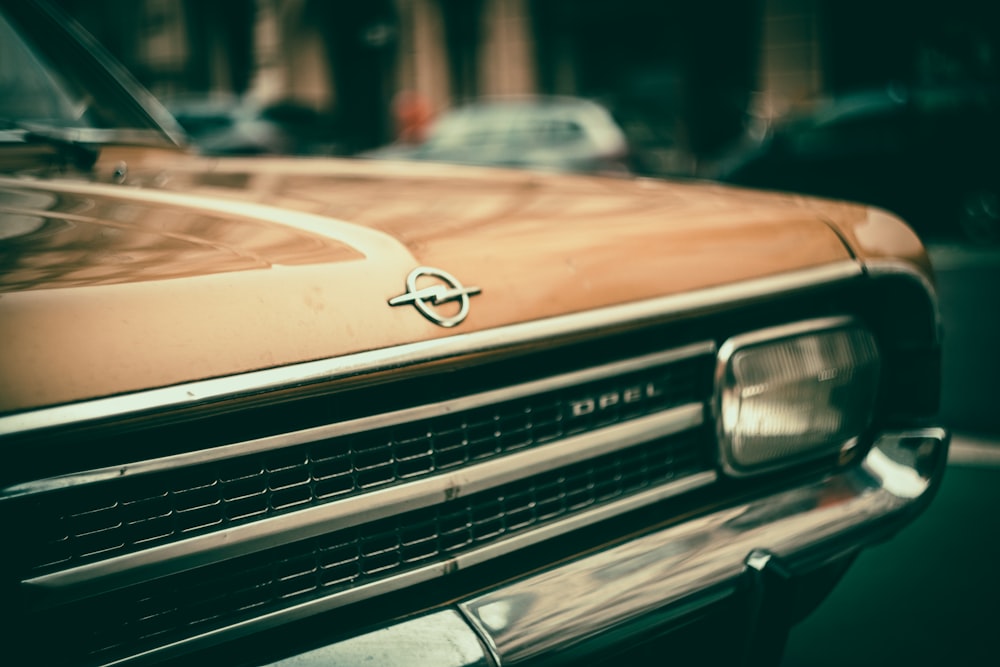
[388,266,482,328]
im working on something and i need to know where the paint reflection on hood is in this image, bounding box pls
[0,184,362,292]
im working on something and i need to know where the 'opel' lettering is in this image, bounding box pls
[568,381,665,419]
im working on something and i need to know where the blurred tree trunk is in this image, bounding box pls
[307,0,398,153]
[677,0,763,156]
[182,0,256,94]
[439,0,484,104]
[51,0,143,80]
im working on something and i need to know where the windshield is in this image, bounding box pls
[0,1,184,145]
[0,11,88,127]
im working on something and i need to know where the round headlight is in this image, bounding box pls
[716,317,880,476]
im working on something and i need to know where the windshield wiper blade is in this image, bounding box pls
[0,119,100,169]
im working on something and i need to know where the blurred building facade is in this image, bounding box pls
[55,0,1000,171]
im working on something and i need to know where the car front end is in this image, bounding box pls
[0,2,947,666]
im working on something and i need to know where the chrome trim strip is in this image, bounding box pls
[0,261,861,438]
[949,434,1000,467]
[716,315,856,357]
[458,427,949,665]
[24,404,706,608]
[93,472,718,667]
[863,259,944,345]
[3,342,714,499]
[0,176,414,260]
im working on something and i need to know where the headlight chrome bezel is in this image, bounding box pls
[714,315,881,478]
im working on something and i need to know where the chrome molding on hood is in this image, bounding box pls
[0,261,862,437]
[0,176,416,261]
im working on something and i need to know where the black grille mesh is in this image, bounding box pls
[22,355,709,576]
[44,429,711,664]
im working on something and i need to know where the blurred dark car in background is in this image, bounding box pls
[164,94,332,156]
[712,84,1000,244]
[363,95,633,175]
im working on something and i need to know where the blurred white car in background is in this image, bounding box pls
[364,95,633,175]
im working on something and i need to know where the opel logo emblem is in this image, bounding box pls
[388,266,482,328]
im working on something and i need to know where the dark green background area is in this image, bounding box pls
[784,463,1000,666]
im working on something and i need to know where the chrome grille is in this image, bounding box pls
[23,350,709,576]
[8,340,718,666]
[45,429,711,663]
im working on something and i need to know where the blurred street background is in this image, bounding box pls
[50,1,998,246]
[49,0,1000,663]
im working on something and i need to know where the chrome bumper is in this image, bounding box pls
[267,428,948,667]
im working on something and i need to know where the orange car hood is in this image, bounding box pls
[0,152,926,413]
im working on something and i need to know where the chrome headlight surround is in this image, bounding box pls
[715,316,881,477]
